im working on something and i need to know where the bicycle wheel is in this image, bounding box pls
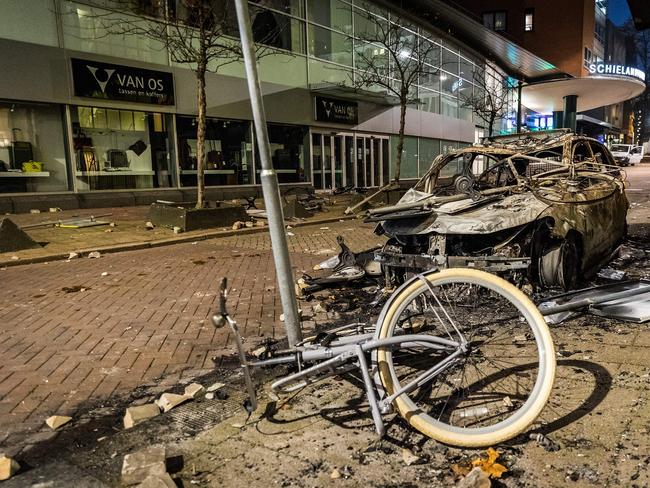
[375,268,555,447]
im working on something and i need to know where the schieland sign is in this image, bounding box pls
[315,96,358,124]
[71,58,175,105]
[588,63,646,82]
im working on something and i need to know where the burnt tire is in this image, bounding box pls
[538,235,579,290]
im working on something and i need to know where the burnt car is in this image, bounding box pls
[365,130,628,290]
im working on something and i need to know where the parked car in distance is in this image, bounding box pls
[610,144,643,166]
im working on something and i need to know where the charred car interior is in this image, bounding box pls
[300,130,629,294]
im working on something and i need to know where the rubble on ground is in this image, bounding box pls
[124,404,160,429]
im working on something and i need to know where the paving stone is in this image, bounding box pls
[121,445,167,486]
[124,404,160,429]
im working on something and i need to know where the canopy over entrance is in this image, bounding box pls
[521,76,646,114]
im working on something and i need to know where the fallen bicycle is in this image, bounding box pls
[213,268,556,447]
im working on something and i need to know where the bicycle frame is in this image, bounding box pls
[213,276,468,437]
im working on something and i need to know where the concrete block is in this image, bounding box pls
[156,393,190,412]
[0,455,20,481]
[124,404,160,429]
[121,446,167,486]
[45,415,72,430]
[137,472,176,488]
[183,383,205,399]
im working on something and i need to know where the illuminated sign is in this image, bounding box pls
[588,63,645,82]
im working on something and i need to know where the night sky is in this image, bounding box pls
[608,0,632,26]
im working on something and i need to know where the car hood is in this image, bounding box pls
[381,189,550,235]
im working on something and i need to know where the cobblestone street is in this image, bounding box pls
[0,220,384,451]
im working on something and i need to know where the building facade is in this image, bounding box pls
[454,0,637,142]
[0,0,540,209]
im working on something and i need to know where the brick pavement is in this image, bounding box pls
[0,220,384,451]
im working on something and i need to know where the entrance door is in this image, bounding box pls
[354,135,389,187]
[310,132,352,190]
[311,132,389,189]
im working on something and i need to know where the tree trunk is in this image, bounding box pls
[394,94,408,183]
[195,43,207,209]
[488,113,496,137]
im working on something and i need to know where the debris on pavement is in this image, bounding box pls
[121,445,167,485]
[0,218,42,252]
[206,382,226,392]
[539,279,650,324]
[137,472,177,488]
[455,448,506,479]
[87,251,101,259]
[156,393,190,412]
[597,267,627,280]
[45,415,72,430]
[0,455,20,481]
[330,467,341,479]
[232,221,245,230]
[183,383,205,400]
[124,404,160,429]
[402,447,425,466]
[145,221,155,230]
[67,252,79,259]
[529,432,561,452]
[173,226,182,234]
[456,466,491,488]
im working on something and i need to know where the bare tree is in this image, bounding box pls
[70,0,280,207]
[347,5,440,183]
[460,65,514,137]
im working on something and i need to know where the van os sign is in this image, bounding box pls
[71,58,174,105]
[588,63,646,82]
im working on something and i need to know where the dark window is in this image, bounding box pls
[524,8,534,31]
[482,11,507,31]
[255,124,309,183]
[176,116,253,187]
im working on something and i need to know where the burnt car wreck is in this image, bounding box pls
[302,130,629,293]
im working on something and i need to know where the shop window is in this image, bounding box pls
[71,106,174,191]
[390,136,418,179]
[0,101,69,193]
[255,124,309,183]
[418,138,440,176]
[177,116,253,187]
[441,95,459,119]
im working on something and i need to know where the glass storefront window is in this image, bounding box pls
[0,101,69,193]
[390,136,418,180]
[441,73,460,96]
[309,24,352,65]
[256,124,309,183]
[418,138,440,176]
[177,116,253,187]
[252,0,304,17]
[442,48,459,75]
[441,95,459,119]
[71,106,174,191]
[308,0,352,33]
[0,0,59,47]
[419,89,440,114]
[252,6,306,54]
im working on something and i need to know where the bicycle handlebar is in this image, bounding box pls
[219,277,228,316]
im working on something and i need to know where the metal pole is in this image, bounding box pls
[233,0,302,346]
[516,80,523,133]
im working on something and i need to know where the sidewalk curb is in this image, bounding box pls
[0,214,357,268]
